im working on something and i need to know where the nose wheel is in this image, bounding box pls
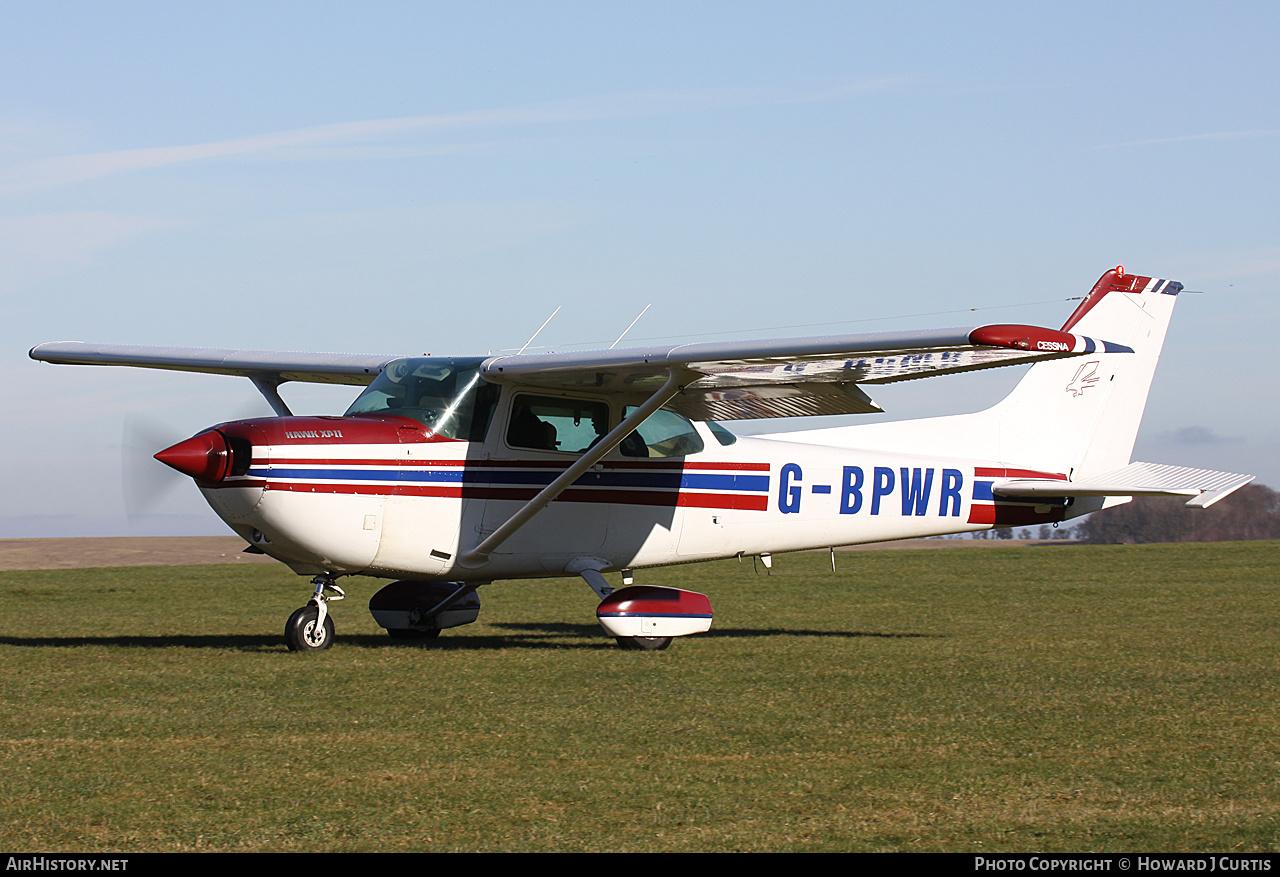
[285,605,335,651]
[285,575,344,652]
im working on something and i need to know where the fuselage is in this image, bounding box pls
[195,401,1075,582]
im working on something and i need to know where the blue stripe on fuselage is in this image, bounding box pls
[251,467,769,492]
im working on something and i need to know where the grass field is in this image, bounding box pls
[1,541,1278,852]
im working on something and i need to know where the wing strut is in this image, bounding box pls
[249,374,293,417]
[458,368,687,567]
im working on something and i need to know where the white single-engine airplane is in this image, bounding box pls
[31,268,1252,652]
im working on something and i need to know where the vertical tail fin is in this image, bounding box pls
[786,268,1183,481]
[987,267,1181,480]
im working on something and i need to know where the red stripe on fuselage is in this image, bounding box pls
[267,457,465,467]
[974,467,1068,480]
[263,457,767,471]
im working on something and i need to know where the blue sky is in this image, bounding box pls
[4,1,1278,536]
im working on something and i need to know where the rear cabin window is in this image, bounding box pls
[706,420,738,446]
[620,407,705,458]
[507,395,609,454]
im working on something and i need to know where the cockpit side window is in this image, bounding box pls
[507,395,609,454]
[345,357,499,441]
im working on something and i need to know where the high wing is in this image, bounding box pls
[30,321,1128,421]
[27,342,397,385]
[28,342,402,415]
[478,323,1130,420]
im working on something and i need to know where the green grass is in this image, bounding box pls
[2,542,1278,852]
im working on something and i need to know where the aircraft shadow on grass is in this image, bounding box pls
[491,621,941,641]
[0,624,942,652]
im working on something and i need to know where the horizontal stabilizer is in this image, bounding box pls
[993,462,1255,509]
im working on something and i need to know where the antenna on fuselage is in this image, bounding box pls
[516,306,561,356]
[609,303,652,350]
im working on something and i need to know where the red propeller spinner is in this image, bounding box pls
[154,430,233,482]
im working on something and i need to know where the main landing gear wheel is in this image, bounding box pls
[285,605,335,652]
[615,636,672,651]
[387,628,441,641]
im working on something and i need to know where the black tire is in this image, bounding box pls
[285,605,335,652]
[387,628,441,641]
[615,636,672,651]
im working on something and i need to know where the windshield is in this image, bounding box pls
[344,357,499,441]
